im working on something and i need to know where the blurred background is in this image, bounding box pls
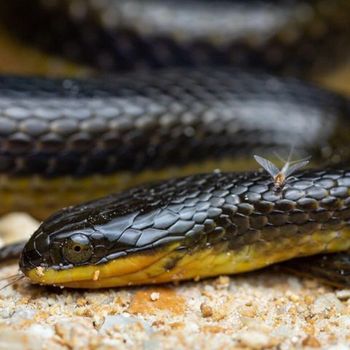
[0,0,348,94]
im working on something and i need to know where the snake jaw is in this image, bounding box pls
[24,243,182,288]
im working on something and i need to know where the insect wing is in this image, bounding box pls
[284,160,310,178]
[254,155,280,177]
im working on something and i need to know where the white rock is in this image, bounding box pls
[335,289,350,301]
[0,213,39,243]
[335,315,350,328]
[100,315,152,334]
[27,324,54,338]
[272,325,296,338]
[0,329,44,350]
[11,308,36,321]
[312,293,344,314]
[327,344,350,350]
[143,339,161,350]
[238,330,272,349]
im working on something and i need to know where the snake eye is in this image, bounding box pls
[62,233,93,264]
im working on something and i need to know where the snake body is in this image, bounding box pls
[1,69,349,218]
[18,168,350,288]
[1,1,350,288]
[1,0,350,74]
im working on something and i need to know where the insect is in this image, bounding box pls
[254,152,310,191]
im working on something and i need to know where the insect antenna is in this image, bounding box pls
[273,151,287,164]
[274,147,311,166]
[273,145,295,164]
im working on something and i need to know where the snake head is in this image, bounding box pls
[18,181,189,288]
[19,203,101,281]
[19,226,96,274]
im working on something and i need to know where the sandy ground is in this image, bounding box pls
[1,256,350,350]
[0,25,350,350]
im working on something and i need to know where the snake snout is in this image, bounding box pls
[19,228,51,273]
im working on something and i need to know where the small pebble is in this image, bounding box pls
[150,292,160,301]
[302,335,321,348]
[335,289,350,301]
[200,303,213,318]
[312,293,344,314]
[238,330,274,349]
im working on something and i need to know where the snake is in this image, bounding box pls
[1,0,350,289]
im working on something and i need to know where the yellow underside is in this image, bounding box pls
[0,157,259,219]
[27,227,350,288]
